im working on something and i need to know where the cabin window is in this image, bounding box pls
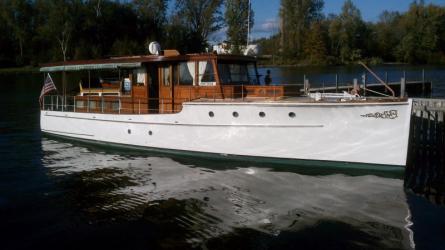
[89,100,97,109]
[178,62,195,85]
[112,101,120,111]
[198,61,216,86]
[172,64,178,85]
[247,63,258,84]
[76,100,85,108]
[162,66,170,86]
[133,68,146,86]
[218,62,257,85]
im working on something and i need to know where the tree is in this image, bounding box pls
[0,0,33,65]
[279,0,324,60]
[328,0,367,62]
[225,0,254,53]
[303,22,328,64]
[396,0,445,63]
[174,0,224,52]
[373,11,402,61]
[133,0,168,43]
[35,0,78,62]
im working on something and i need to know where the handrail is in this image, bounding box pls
[41,79,398,116]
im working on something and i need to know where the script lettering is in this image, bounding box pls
[361,110,398,119]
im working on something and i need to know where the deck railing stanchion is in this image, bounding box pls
[139,100,141,114]
[353,79,358,95]
[335,74,338,93]
[242,84,244,101]
[422,69,425,97]
[304,78,310,95]
[74,96,76,112]
[273,86,276,100]
[161,99,163,114]
[362,72,367,97]
[401,77,406,98]
[101,97,104,113]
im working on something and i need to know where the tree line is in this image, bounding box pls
[0,0,251,67]
[1,0,444,68]
[257,0,445,65]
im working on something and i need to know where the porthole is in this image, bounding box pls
[128,129,131,134]
[289,112,296,118]
[209,111,214,117]
[232,111,239,118]
[259,112,266,118]
[148,131,153,136]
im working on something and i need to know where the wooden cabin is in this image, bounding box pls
[40,52,300,114]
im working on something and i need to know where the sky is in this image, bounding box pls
[211,0,445,41]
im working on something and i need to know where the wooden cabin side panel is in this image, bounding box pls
[73,96,124,114]
[132,85,149,114]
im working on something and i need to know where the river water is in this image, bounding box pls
[259,65,445,98]
[1,67,445,250]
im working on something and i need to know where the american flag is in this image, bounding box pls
[39,73,57,103]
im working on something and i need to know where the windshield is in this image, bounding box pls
[218,62,258,85]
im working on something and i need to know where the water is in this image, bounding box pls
[258,65,445,98]
[1,68,445,250]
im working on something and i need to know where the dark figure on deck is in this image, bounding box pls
[264,70,272,85]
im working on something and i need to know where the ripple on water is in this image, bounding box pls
[41,138,414,249]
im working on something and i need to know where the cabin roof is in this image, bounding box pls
[39,53,256,72]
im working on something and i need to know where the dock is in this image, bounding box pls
[406,98,445,205]
[299,69,433,97]
[305,80,432,98]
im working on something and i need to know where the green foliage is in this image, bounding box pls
[395,1,445,64]
[0,0,33,65]
[280,0,324,60]
[0,0,175,66]
[174,0,223,52]
[258,0,445,65]
[303,22,328,65]
[328,0,367,63]
[225,0,254,53]
[1,0,445,67]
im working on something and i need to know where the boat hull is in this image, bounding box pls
[40,100,413,167]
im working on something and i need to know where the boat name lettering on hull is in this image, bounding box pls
[361,110,398,119]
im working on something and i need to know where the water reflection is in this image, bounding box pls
[41,138,415,249]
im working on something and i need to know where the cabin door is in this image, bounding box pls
[159,65,174,113]
[148,65,159,113]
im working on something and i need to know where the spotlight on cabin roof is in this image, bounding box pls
[148,41,161,55]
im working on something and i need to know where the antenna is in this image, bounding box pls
[247,0,251,47]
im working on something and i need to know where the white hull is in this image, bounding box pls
[40,100,413,166]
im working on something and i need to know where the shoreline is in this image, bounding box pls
[257,61,415,68]
[0,66,39,74]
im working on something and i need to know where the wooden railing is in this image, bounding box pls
[41,84,304,114]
